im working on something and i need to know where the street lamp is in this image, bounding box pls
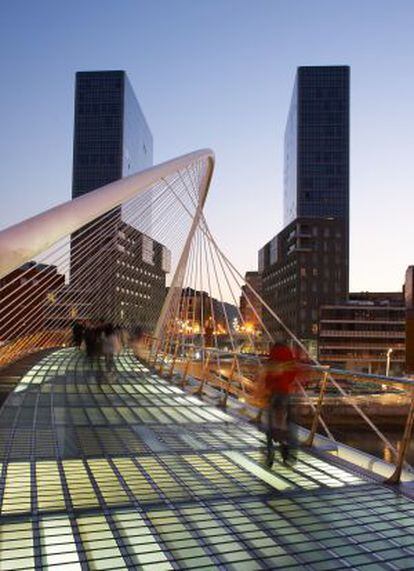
[385,348,393,377]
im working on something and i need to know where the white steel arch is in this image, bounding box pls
[0,149,214,280]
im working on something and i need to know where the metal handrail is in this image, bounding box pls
[140,336,414,485]
[312,365,414,387]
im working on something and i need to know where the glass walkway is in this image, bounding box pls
[1,348,414,570]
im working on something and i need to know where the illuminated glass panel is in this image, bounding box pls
[77,515,126,569]
[2,462,31,514]
[63,459,99,509]
[88,459,129,506]
[36,461,65,512]
[0,521,35,570]
[39,516,81,568]
[0,348,413,569]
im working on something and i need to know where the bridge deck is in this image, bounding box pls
[0,348,413,570]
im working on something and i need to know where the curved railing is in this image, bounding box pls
[137,336,414,485]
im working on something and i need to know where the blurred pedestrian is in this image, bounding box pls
[263,343,300,467]
[72,320,84,349]
[102,323,120,373]
[115,325,129,351]
[84,322,97,362]
[130,325,144,357]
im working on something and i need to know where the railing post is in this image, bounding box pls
[253,408,264,424]
[158,334,172,376]
[180,349,193,389]
[145,335,153,360]
[219,356,237,409]
[194,351,211,397]
[147,336,155,360]
[386,387,414,484]
[151,338,161,367]
[304,368,329,447]
[167,343,180,379]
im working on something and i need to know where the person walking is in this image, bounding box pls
[263,343,299,467]
[72,320,84,349]
[84,322,97,362]
[102,323,120,373]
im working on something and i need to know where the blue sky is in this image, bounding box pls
[1,0,413,292]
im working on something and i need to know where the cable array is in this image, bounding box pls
[0,150,406,468]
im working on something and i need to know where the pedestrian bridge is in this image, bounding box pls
[1,348,414,570]
[1,149,414,569]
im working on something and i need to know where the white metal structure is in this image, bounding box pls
[0,149,214,368]
[0,149,214,279]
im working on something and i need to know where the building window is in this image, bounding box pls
[141,236,154,265]
[161,247,171,273]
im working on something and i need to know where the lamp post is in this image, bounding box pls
[386,348,393,377]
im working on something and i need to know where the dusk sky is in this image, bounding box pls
[1,0,413,292]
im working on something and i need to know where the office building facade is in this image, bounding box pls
[70,71,168,328]
[404,266,414,373]
[0,262,65,341]
[260,66,350,344]
[72,70,153,198]
[260,217,347,340]
[284,66,350,228]
[318,292,405,375]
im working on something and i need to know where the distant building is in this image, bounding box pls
[259,66,350,345]
[260,217,347,341]
[318,292,405,375]
[69,222,170,331]
[175,288,237,337]
[284,66,350,230]
[72,70,153,200]
[0,262,65,341]
[70,70,169,328]
[240,271,262,332]
[405,266,414,374]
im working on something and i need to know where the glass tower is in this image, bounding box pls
[284,66,350,227]
[69,71,168,328]
[72,70,153,198]
[260,66,350,342]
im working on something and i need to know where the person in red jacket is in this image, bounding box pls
[264,342,299,467]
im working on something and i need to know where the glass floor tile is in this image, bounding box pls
[0,347,413,569]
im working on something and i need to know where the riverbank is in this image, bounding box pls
[296,393,410,427]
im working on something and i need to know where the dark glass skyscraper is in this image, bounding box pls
[260,66,350,345]
[72,70,153,198]
[284,66,350,226]
[70,71,169,329]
